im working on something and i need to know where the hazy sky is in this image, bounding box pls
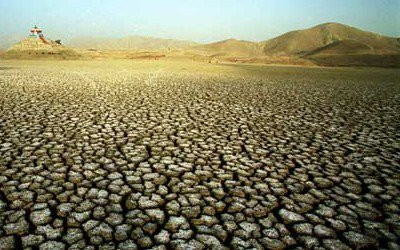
[0,0,399,43]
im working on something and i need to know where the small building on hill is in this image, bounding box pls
[30,26,43,38]
[4,25,79,59]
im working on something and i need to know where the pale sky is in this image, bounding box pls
[0,0,399,43]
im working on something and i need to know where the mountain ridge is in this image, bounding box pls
[192,22,399,66]
[189,38,264,57]
[66,35,199,50]
[263,22,400,56]
[4,22,399,66]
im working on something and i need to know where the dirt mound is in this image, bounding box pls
[5,37,80,59]
[8,37,62,51]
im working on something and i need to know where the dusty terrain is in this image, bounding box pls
[0,60,399,249]
[3,23,399,67]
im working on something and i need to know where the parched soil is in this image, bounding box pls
[0,61,399,249]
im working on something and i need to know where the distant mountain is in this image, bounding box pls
[67,35,199,50]
[189,23,400,58]
[4,23,399,66]
[263,22,400,56]
[187,22,399,67]
[191,39,264,57]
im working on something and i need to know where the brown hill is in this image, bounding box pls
[186,23,400,67]
[67,36,198,50]
[306,54,400,68]
[8,37,63,52]
[305,40,373,56]
[5,23,399,66]
[263,23,400,56]
[190,39,264,57]
[304,40,400,67]
[5,37,79,59]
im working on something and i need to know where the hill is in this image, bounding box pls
[190,39,264,57]
[263,22,400,56]
[306,53,400,67]
[4,37,80,59]
[304,40,400,67]
[67,35,198,50]
[4,23,399,67]
[185,23,400,67]
[305,40,374,56]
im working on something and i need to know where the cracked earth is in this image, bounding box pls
[0,62,399,249]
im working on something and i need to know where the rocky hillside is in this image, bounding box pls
[263,23,400,56]
[187,23,400,67]
[190,39,264,57]
[8,37,63,52]
[5,37,79,59]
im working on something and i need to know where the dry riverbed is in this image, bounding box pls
[0,60,399,249]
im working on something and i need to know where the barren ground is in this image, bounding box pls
[0,60,399,249]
